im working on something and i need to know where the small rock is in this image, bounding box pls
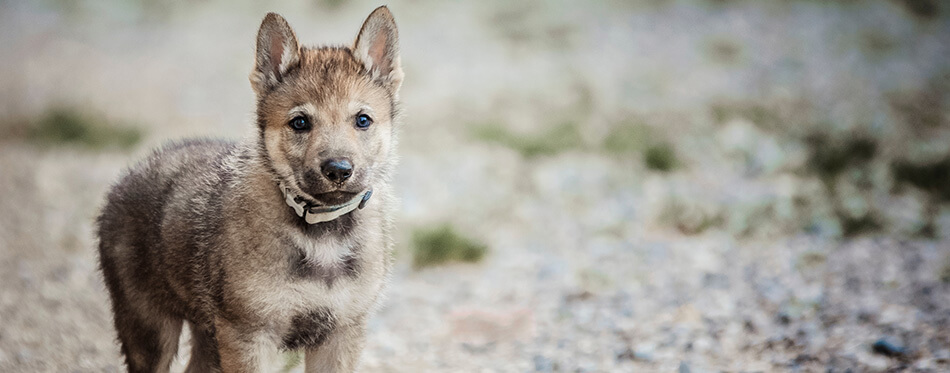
[448,307,535,344]
[913,358,935,370]
[933,349,950,362]
[743,319,757,333]
[678,361,691,373]
[617,344,656,362]
[855,350,890,371]
[16,349,32,364]
[633,344,655,362]
[533,354,554,372]
[702,272,729,289]
[615,348,634,361]
[776,311,792,325]
[872,338,907,357]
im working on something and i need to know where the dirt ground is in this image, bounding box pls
[1,0,949,372]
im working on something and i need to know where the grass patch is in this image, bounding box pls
[705,37,743,65]
[28,107,142,150]
[796,131,889,237]
[797,251,827,270]
[316,0,346,10]
[488,4,578,50]
[892,156,950,202]
[710,101,784,130]
[603,122,651,154]
[601,122,679,172]
[861,30,897,58]
[915,221,937,238]
[644,143,678,172]
[804,133,877,183]
[893,0,940,21]
[412,224,487,269]
[888,86,945,132]
[838,213,884,237]
[473,122,583,158]
[660,200,723,235]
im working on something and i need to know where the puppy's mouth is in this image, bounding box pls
[312,191,360,205]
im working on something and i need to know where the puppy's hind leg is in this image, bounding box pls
[112,307,182,373]
[184,323,220,373]
[100,251,183,373]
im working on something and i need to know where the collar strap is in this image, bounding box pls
[280,183,372,224]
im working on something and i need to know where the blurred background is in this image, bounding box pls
[1,0,949,371]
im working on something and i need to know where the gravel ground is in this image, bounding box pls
[1,1,949,372]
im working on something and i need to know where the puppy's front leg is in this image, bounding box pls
[216,318,281,373]
[304,322,367,373]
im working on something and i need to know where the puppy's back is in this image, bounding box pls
[97,138,237,318]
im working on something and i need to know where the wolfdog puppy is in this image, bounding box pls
[96,6,402,372]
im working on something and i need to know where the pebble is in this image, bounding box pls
[533,354,554,372]
[15,349,32,364]
[872,338,907,357]
[933,349,950,362]
[616,344,656,363]
[633,344,656,362]
[678,361,691,373]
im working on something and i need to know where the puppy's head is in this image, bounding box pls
[252,7,402,206]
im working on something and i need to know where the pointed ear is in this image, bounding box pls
[353,6,403,91]
[250,13,300,94]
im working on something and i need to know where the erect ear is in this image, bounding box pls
[353,6,403,92]
[250,13,300,94]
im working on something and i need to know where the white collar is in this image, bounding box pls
[280,182,372,224]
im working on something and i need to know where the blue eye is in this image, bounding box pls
[289,116,310,131]
[356,114,373,129]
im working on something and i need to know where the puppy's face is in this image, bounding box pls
[252,9,402,205]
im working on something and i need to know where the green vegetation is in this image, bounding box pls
[797,251,827,270]
[838,214,883,237]
[316,0,346,10]
[644,143,678,172]
[472,119,679,171]
[473,122,583,158]
[601,122,679,172]
[412,224,487,269]
[710,101,785,130]
[660,200,723,235]
[892,157,950,202]
[860,31,897,57]
[603,122,651,154]
[794,131,888,237]
[804,133,877,183]
[894,0,940,20]
[889,87,944,131]
[705,37,743,65]
[28,107,142,150]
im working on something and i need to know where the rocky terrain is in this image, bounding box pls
[1,0,949,371]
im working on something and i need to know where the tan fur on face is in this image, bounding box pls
[259,48,397,200]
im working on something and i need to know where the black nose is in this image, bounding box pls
[320,158,353,183]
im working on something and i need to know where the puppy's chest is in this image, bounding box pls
[272,231,379,309]
[283,232,367,290]
[234,228,383,349]
[272,234,373,349]
[289,248,360,285]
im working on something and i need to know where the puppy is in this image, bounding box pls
[96,7,402,372]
